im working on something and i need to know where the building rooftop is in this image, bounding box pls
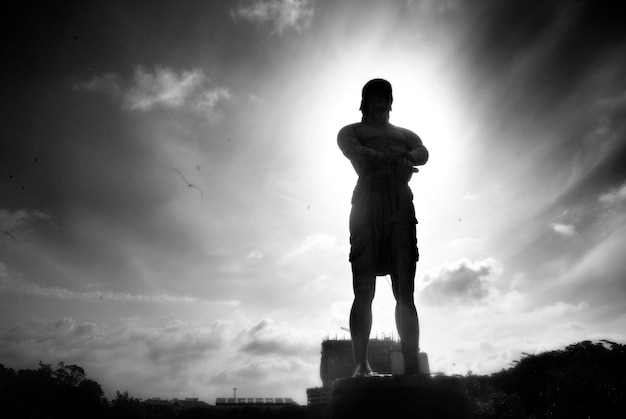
[215,397,297,406]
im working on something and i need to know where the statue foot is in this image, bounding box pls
[352,364,380,378]
[403,351,420,375]
[404,362,419,376]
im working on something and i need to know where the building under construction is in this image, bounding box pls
[319,337,402,386]
[307,337,404,418]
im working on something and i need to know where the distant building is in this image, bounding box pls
[214,397,300,415]
[143,397,212,411]
[144,397,300,415]
[308,337,404,418]
[215,397,297,407]
[320,337,402,386]
[306,386,332,419]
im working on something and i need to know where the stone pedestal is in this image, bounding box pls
[330,375,471,419]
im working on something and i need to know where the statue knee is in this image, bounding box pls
[397,296,416,311]
[354,287,375,303]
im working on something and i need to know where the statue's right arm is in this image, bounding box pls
[337,125,385,162]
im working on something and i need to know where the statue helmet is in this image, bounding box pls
[360,78,393,112]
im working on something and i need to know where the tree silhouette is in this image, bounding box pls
[2,344,624,419]
[110,391,149,419]
[464,340,626,418]
[0,362,107,419]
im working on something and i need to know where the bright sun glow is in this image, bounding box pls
[294,49,469,232]
[281,48,473,337]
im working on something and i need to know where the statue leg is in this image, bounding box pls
[350,262,376,377]
[391,225,420,375]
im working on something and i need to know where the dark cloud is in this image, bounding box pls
[0,316,228,398]
[0,318,223,366]
[145,330,224,369]
[239,339,306,356]
[235,319,312,356]
[6,317,95,342]
[209,357,312,390]
[0,209,50,240]
[420,259,502,305]
[458,1,626,99]
[436,0,626,167]
[0,317,98,367]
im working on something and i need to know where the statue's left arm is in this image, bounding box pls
[403,129,429,166]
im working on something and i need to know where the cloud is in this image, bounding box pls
[0,273,240,306]
[143,321,226,367]
[76,66,230,118]
[192,87,232,114]
[236,319,312,356]
[599,181,626,208]
[209,331,318,398]
[125,66,204,110]
[210,357,311,384]
[419,258,503,305]
[405,0,464,15]
[0,316,228,397]
[4,317,95,342]
[201,318,320,398]
[124,66,230,115]
[462,192,479,200]
[0,208,50,230]
[530,300,589,317]
[550,222,577,237]
[246,250,264,262]
[285,233,343,258]
[0,208,50,241]
[232,0,314,34]
[72,73,121,98]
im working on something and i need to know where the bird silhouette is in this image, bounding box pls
[170,167,204,200]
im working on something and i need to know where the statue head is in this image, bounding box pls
[360,79,393,120]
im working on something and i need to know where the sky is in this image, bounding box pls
[1,0,626,405]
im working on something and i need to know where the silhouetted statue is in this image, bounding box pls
[338,79,429,376]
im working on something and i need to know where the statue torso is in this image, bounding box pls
[351,123,413,181]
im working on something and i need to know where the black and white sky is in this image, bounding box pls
[1,0,626,404]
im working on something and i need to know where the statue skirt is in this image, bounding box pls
[349,177,418,276]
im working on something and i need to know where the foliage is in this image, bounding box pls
[111,390,152,419]
[0,361,107,419]
[462,340,626,418]
[2,341,624,418]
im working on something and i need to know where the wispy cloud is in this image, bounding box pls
[285,233,343,258]
[232,0,314,34]
[209,357,313,390]
[192,87,232,114]
[599,181,626,208]
[0,208,50,240]
[75,66,230,118]
[0,273,239,306]
[550,222,577,237]
[125,66,205,111]
[72,73,121,98]
[235,319,313,357]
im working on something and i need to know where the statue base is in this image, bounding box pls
[330,375,471,419]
